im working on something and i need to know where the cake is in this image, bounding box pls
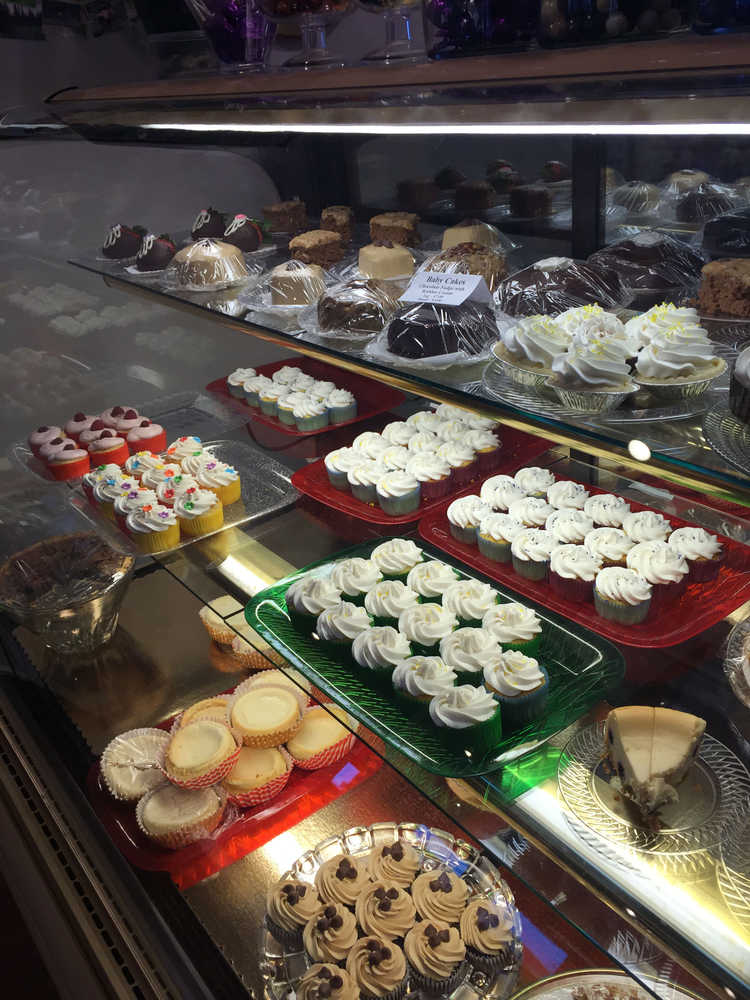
[222,214,265,252]
[588,232,704,295]
[454,180,496,212]
[424,242,508,292]
[264,199,307,233]
[321,205,354,243]
[698,258,750,317]
[386,302,497,359]
[509,185,552,218]
[702,208,750,259]
[441,219,501,250]
[169,239,248,288]
[102,223,146,259]
[191,206,226,239]
[397,178,440,212]
[666,168,709,193]
[370,212,420,247]
[317,279,398,335]
[605,706,706,815]
[270,260,326,305]
[611,181,661,214]
[289,229,345,267]
[434,167,466,189]
[358,242,415,279]
[676,184,734,223]
[496,256,622,316]
[135,233,176,272]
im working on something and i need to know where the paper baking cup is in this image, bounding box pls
[163,727,242,790]
[490,348,551,389]
[634,360,727,402]
[230,636,276,670]
[100,727,170,802]
[226,677,304,747]
[546,376,637,413]
[236,670,311,712]
[136,784,226,850]
[169,697,230,735]
[225,746,294,808]
[287,709,359,771]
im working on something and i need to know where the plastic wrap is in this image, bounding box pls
[333,242,419,285]
[239,260,331,332]
[609,180,662,216]
[301,278,400,341]
[673,183,739,224]
[419,242,509,292]
[164,238,259,292]
[700,208,750,260]
[495,256,625,317]
[365,302,498,371]
[587,232,705,309]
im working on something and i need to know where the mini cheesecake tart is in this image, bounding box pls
[178,696,229,728]
[222,745,290,796]
[230,684,302,747]
[286,704,352,764]
[136,783,225,850]
[165,719,239,785]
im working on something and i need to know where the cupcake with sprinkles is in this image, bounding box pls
[166,436,203,462]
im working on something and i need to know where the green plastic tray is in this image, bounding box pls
[246,540,625,778]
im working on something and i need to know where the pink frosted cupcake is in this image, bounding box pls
[39,435,75,462]
[64,412,97,441]
[100,405,137,428]
[111,408,143,435]
[28,425,62,457]
[48,443,90,481]
[79,419,109,446]
[126,419,167,454]
[88,432,130,466]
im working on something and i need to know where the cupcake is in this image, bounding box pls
[546,480,590,510]
[91,472,128,519]
[286,574,342,627]
[227,367,257,398]
[126,420,167,455]
[364,580,420,627]
[136,784,225,851]
[48,443,90,480]
[356,882,416,941]
[114,487,158,531]
[545,509,594,546]
[583,527,634,568]
[277,392,307,426]
[174,487,224,537]
[633,320,726,401]
[230,684,302,747]
[28,424,62,457]
[315,854,371,908]
[325,447,362,491]
[353,431,389,461]
[376,471,421,517]
[442,579,499,628]
[243,374,272,408]
[507,496,554,528]
[412,870,468,924]
[100,728,169,801]
[88,433,129,467]
[584,494,631,528]
[404,920,467,995]
[482,603,542,656]
[406,431,440,455]
[39,436,74,462]
[352,626,412,682]
[514,467,555,498]
[348,461,388,504]
[398,603,458,656]
[274,366,304,385]
[436,440,478,487]
[259,383,288,417]
[156,473,200,508]
[434,419,469,442]
[298,966,359,1000]
[480,475,526,513]
[483,650,549,728]
[305,903,360,964]
[476,513,524,564]
[407,410,444,434]
[446,495,492,546]
[286,704,353,766]
[439,628,502,686]
[140,462,182,490]
[195,459,241,505]
[510,529,557,581]
[123,450,163,480]
[316,602,373,655]
[391,656,456,716]
[626,540,689,608]
[81,463,121,502]
[79,422,108,447]
[371,538,423,580]
[327,389,357,424]
[126,503,180,553]
[459,898,516,975]
[428,685,502,756]
[368,840,421,889]
[295,397,330,432]
[593,566,652,624]
[164,719,239,786]
[668,526,723,581]
[406,560,462,599]
[405,453,453,502]
[330,558,383,605]
[312,381,337,400]
[622,510,672,543]
[346,936,407,1000]
[381,422,418,447]
[100,405,137,428]
[549,544,603,603]
[110,408,142,435]
[463,430,501,474]
[381,447,410,472]
[64,412,96,440]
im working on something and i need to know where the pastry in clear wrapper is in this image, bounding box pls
[318,279,399,336]
[495,256,622,317]
[290,229,345,268]
[359,242,415,280]
[423,241,508,292]
[167,238,249,289]
[270,260,326,306]
[100,728,170,802]
[441,218,502,250]
[386,302,497,361]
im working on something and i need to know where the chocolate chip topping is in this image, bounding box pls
[365,941,392,966]
[324,904,336,919]
[281,883,307,906]
[330,914,343,929]
[476,906,500,931]
[317,917,330,931]
[429,872,452,894]
[330,976,343,990]
[424,923,450,948]
[377,898,391,912]
[73,412,86,421]
[336,858,358,881]
[386,888,398,899]
[111,406,124,417]
[318,968,332,980]
[381,842,404,862]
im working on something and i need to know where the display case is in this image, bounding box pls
[1,32,750,1000]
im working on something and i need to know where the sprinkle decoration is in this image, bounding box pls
[158,511,170,519]
[142,504,153,512]
[127,490,140,499]
[165,469,175,478]
[185,501,194,511]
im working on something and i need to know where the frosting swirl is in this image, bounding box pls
[380,421,417,447]
[347,461,387,490]
[156,474,199,506]
[165,436,203,461]
[352,431,388,460]
[398,604,457,645]
[266,878,320,932]
[287,575,341,616]
[173,487,220,519]
[327,388,355,408]
[480,475,526,512]
[352,627,412,671]
[501,314,569,367]
[442,580,499,621]
[364,580,420,619]
[550,543,602,581]
[584,527,634,564]
[407,410,444,433]
[370,538,423,575]
[304,903,359,963]
[405,453,452,484]
[315,853,372,907]
[635,318,718,380]
[551,334,632,389]
[325,447,362,476]
[126,503,177,535]
[483,649,545,697]
[623,302,701,351]
[482,603,541,644]
[297,964,359,1000]
[140,463,182,489]
[376,471,419,499]
[196,459,240,490]
[477,512,524,544]
[391,657,456,699]
[428,685,497,729]
[439,628,502,675]
[447,495,492,530]
[514,467,555,496]
[294,398,328,420]
[381,446,410,471]
[404,921,466,980]
[93,474,128,504]
[507,496,554,527]
[406,431,440,454]
[626,540,689,585]
[583,494,631,528]
[545,509,594,544]
[123,452,163,478]
[368,841,421,889]
[330,558,383,598]
[546,480,590,510]
[595,566,652,605]
[622,510,672,543]
[346,937,406,998]
[406,560,459,598]
[437,440,476,470]
[114,487,158,518]
[411,870,469,924]
[510,529,556,563]
[459,899,514,957]
[355,882,416,940]
[228,368,256,387]
[668,526,722,562]
[316,602,372,642]
[435,419,471,442]
[273,365,303,385]
[463,430,498,454]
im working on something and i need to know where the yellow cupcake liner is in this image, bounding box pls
[224,746,294,807]
[178,502,224,537]
[136,784,226,850]
[96,499,116,522]
[132,521,180,554]
[206,477,241,506]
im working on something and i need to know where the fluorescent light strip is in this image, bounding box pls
[142,122,750,135]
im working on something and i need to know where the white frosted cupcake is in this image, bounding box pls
[380,421,417,447]
[165,436,204,462]
[381,446,410,471]
[407,410,444,434]
[667,526,723,581]
[330,557,383,605]
[440,628,502,685]
[370,538,423,579]
[364,579,420,626]
[622,510,672,543]
[514,467,556,498]
[594,566,652,624]
[398,603,458,656]
[546,480,590,510]
[352,430,388,461]
[477,512,524,563]
[442,579,500,627]
[352,626,412,679]
[546,509,594,545]
[376,470,421,516]
[406,559,462,599]
[483,650,548,728]
[583,494,631,528]
[347,459,388,504]
[325,446,361,491]
[480,475,526,512]
[316,601,373,653]
[286,574,342,625]
[446,495,493,545]
[583,526,634,568]
[482,602,542,655]
[511,529,557,581]
[407,431,440,454]
[508,496,554,528]
[626,540,689,607]
[392,656,457,714]
[549,543,603,603]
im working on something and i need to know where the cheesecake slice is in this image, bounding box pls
[605,706,706,816]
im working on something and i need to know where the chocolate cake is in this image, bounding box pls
[424,241,508,292]
[370,212,421,248]
[321,206,354,243]
[191,206,226,240]
[223,214,264,252]
[264,199,307,234]
[135,233,177,272]
[588,232,704,304]
[102,224,146,260]
[289,229,344,268]
[317,278,398,336]
[676,184,734,223]
[434,167,466,190]
[698,258,750,318]
[496,256,623,316]
[703,208,750,259]
[454,180,496,212]
[509,184,552,218]
[666,169,709,194]
[542,160,570,182]
[386,302,496,359]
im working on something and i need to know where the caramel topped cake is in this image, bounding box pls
[289,229,345,268]
[264,199,307,234]
[321,205,354,243]
[698,258,750,318]
[424,242,508,292]
[370,212,421,248]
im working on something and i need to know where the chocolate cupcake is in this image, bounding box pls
[368,841,420,890]
[316,853,372,907]
[265,878,321,948]
[298,965,359,1000]
[459,898,516,975]
[355,882,416,940]
[346,936,408,1000]
[404,919,467,995]
[412,870,469,925]
[304,903,359,964]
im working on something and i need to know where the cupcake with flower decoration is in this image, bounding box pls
[195,458,241,505]
[155,473,199,508]
[126,502,180,554]
[126,419,166,455]
[82,463,122,503]
[166,436,203,463]
[140,462,182,491]
[114,487,158,532]
[174,486,224,536]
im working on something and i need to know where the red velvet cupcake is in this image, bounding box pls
[405,452,453,502]
[64,412,97,441]
[126,419,167,455]
[549,544,603,603]
[48,442,90,480]
[88,432,130,466]
[28,425,62,458]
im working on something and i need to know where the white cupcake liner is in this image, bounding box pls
[136,784,227,850]
[163,722,242,789]
[286,706,359,771]
[225,746,294,808]
[100,728,170,802]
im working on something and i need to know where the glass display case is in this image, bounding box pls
[1,33,750,1000]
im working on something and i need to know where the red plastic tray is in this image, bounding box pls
[206,357,406,438]
[87,727,382,890]
[292,427,551,526]
[418,469,750,649]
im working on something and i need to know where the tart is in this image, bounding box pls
[136,784,225,851]
[178,696,229,728]
[222,746,289,797]
[286,704,352,763]
[165,719,238,785]
[231,685,302,748]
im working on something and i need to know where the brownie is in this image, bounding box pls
[698,258,750,318]
[542,160,570,182]
[397,178,440,212]
[370,212,421,247]
[703,209,750,259]
[424,241,508,292]
[434,167,466,190]
[387,302,496,359]
[487,166,523,194]
[454,180,496,212]
[191,206,226,240]
[320,206,354,243]
[496,256,623,316]
[509,184,552,218]
[264,199,307,234]
[288,229,345,268]
[588,232,704,298]
[317,278,398,335]
[676,184,734,223]
[611,181,661,214]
